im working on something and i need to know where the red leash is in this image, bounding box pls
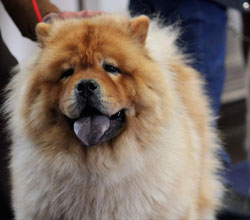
[31,0,43,22]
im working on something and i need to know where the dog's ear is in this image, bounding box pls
[129,15,150,44]
[36,22,51,45]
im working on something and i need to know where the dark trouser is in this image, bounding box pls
[0,31,17,219]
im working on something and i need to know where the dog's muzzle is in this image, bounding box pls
[72,79,126,147]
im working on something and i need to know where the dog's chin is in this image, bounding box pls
[68,105,126,147]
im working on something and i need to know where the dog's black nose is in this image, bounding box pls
[76,80,99,97]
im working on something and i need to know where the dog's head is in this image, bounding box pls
[20,15,172,152]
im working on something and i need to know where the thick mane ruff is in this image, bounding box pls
[4,15,223,220]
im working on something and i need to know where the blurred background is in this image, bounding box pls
[220,9,249,165]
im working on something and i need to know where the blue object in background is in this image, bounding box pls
[228,161,250,196]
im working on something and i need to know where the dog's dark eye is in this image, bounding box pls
[62,68,74,78]
[103,63,121,74]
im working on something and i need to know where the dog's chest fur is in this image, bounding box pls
[11,126,197,220]
[11,107,201,220]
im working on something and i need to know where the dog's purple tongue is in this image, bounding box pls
[73,115,110,146]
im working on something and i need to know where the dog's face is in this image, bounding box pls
[22,15,171,152]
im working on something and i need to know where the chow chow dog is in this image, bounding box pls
[5,14,224,220]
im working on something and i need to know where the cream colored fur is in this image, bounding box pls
[5,16,223,220]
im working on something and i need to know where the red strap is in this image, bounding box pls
[31,0,43,22]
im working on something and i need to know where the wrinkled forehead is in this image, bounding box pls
[36,15,151,71]
[44,19,134,65]
[48,17,130,47]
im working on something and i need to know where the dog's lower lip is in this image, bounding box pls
[67,108,125,125]
[110,109,125,120]
[74,107,125,121]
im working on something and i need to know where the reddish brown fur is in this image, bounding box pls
[21,17,171,157]
[7,15,223,220]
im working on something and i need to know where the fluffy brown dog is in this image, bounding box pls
[5,15,223,220]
